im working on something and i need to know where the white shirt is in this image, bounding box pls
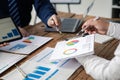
[75,22,120,80]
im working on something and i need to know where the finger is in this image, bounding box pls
[52,15,60,26]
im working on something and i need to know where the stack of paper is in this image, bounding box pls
[0,52,26,74]
[95,33,114,44]
[0,35,52,74]
[2,47,81,80]
[50,34,94,61]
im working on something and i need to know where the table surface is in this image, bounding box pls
[0,12,120,80]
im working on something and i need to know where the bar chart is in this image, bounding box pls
[24,66,51,80]
[2,28,20,40]
[0,17,21,42]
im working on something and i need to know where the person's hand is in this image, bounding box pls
[47,14,61,28]
[18,27,30,37]
[82,17,109,35]
[0,43,9,47]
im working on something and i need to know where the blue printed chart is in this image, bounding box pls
[2,47,80,80]
[24,66,51,80]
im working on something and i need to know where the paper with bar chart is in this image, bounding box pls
[0,35,52,54]
[2,47,81,80]
[50,34,94,61]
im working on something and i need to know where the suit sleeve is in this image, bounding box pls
[34,0,57,26]
[75,22,120,80]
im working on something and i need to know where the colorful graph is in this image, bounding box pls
[66,40,79,46]
[23,36,35,43]
[63,48,77,55]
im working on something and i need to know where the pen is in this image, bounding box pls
[55,26,62,34]
[76,27,87,36]
[93,16,99,21]
[15,64,28,78]
[51,19,62,34]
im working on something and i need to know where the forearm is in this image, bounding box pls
[76,55,120,80]
[34,0,57,25]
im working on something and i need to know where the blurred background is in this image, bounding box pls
[30,0,120,25]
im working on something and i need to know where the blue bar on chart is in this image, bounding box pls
[7,32,13,37]
[37,66,50,71]
[2,36,8,39]
[24,66,51,80]
[12,28,19,36]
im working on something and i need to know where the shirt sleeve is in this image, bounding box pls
[107,22,120,39]
[75,22,120,80]
[34,0,57,26]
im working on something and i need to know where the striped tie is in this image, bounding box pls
[8,0,21,26]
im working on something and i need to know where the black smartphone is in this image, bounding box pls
[0,17,22,44]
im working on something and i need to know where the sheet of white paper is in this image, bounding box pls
[0,35,52,54]
[95,33,114,44]
[2,47,81,80]
[50,34,94,61]
[0,52,26,74]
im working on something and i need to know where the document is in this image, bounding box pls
[50,34,94,61]
[0,52,26,74]
[95,33,114,44]
[2,47,81,80]
[0,35,52,54]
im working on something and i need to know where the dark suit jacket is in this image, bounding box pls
[0,0,56,27]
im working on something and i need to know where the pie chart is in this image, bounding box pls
[63,48,77,55]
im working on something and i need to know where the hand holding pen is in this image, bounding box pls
[51,19,62,34]
[80,16,109,35]
[47,14,62,34]
[76,16,99,36]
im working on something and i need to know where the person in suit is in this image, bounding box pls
[76,17,120,80]
[0,0,61,47]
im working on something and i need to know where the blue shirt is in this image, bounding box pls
[0,0,56,27]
